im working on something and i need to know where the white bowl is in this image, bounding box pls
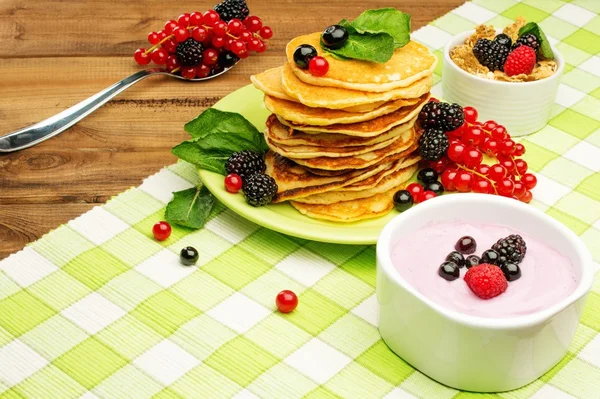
[376,194,593,392]
[442,31,564,136]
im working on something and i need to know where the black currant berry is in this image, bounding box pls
[501,263,521,282]
[438,261,460,281]
[393,190,413,212]
[481,249,501,265]
[455,236,477,254]
[424,181,444,196]
[446,251,465,268]
[465,255,481,269]
[293,44,318,69]
[417,168,438,184]
[322,25,349,49]
[180,246,199,266]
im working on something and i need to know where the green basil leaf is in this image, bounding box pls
[323,31,394,63]
[350,8,411,48]
[165,186,215,229]
[518,22,554,60]
[171,141,229,175]
[184,108,268,152]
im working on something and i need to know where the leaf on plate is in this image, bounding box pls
[518,22,554,60]
[350,8,411,49]
[171,141,229,175]
[323,30,394,63]
[165,186,215,229]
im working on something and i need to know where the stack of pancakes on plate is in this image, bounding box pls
[250,32,437,222]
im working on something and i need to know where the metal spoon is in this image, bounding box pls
[0,64,237,153]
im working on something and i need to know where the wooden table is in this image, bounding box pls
[0,0,464,259]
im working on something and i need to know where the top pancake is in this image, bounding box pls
[281,63,432,110]
[286,33,437,92]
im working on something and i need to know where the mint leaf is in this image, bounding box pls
[518,22,554,60]
[165,186,215,229]
[184,108,268,152]
[172,141,229,175]
[350,8,410,48]
[323,31,394,63]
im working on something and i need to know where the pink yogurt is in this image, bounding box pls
[392,221,578,318]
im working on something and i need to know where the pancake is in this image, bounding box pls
[278,94,429,136]
[286,33,437,92]
[264,95,419,126]
[265,151,394,203]
[291,187,399,222]
[251,67,385,113]
[281,63,432,109]
[340,154,420,192]
[294,163,418,204]
[279,128,417,171]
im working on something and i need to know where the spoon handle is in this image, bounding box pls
[0,69,165,153]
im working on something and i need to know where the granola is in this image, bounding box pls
[450,17,557,82]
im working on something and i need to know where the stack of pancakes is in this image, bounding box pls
[251,32,437,222]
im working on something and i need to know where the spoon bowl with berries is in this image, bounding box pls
[0,0,272,153]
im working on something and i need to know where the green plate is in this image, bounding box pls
[199,84,414,245]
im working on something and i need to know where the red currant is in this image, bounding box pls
[166,55,180,72]
[406,183,424,198]
[259,26,273,39]
[227,18,244,35]
[491,126,508,141]
[157,30,167,41]
[488,164,507,182]
[178,13,191,27]
[224,173,243,193]
[134,48,151,65]
[148,31,160,45]
[500,159,515,174]
[164,20,179,35]
[514,143,526,156]
[212,36,226,48]
[309,56,329,77]
[230,40,247,56]
[463,106,478,124]
[248,38,262,51]
[237,48,250,59]
[192,27,208,42]
[153,221,172,241]
[472,178,494,194]
[203,10,221,25]
[244,16,263,32]
[151,48,168,65]
[499,139,516,155]
[464,126,485,146]
[417,190,437,203]
[162,38,177,53]
[497,177,515,197]
[481,138,499,156]
[213,21,227,36]
[454,170,473,192]
[514,159,528,175]
[173,27,190,42]
[483,120,498,131]
[189,11,203,26]
[447,142,466,163]
[240,30,253,42]
[520,190,533,203]
[256,40,267,53]
[475,164,490,175]
[276,290,298,313]
[521,173,537,190]
[181,66,196,79]
[202,48,218,65]
[429,97,439,103]
[463,147,483,168]
[441,169,458,191]
[513,181,526,199]
[428,156,451,174]
[196,64,211,78]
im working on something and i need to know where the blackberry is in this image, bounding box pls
[512,33,539,54]
[176,38,204,67]
[226,150,266,180]
[214,0,249,22]
[418,128,449,161]
[473,38,509,71]
[494,33,512,49]
[243,174,278,207]
[492,234,527,265]
[418,102,465,132]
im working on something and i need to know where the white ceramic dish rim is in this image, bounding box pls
[443,29,565,87]
[377,194,594,329]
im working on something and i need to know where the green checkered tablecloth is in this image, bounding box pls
[1,0,600,398]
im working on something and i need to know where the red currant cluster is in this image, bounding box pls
[133,11,272,79]
[428,105,537,203]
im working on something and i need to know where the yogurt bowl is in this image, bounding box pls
[442,30,564,136]
[376,194,593,392]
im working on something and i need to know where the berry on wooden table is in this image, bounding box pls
[152,221,172,241]
[276,290,298,313]
[214,0,249,22]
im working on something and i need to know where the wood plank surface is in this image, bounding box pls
[0,0,464,259]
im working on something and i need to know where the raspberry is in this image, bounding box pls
[491,234,527,265]
[464,264,508,300]
[418,128,449,161]
[503,46,536,76]
[243,174,278,206]
[473,39,509,71]
[175,38,204,67]
[214,0,249,22]
[225,150,266,180]
[512,33,539,54]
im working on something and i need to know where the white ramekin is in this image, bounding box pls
[376,194,593,392]
[442,31,564,137]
